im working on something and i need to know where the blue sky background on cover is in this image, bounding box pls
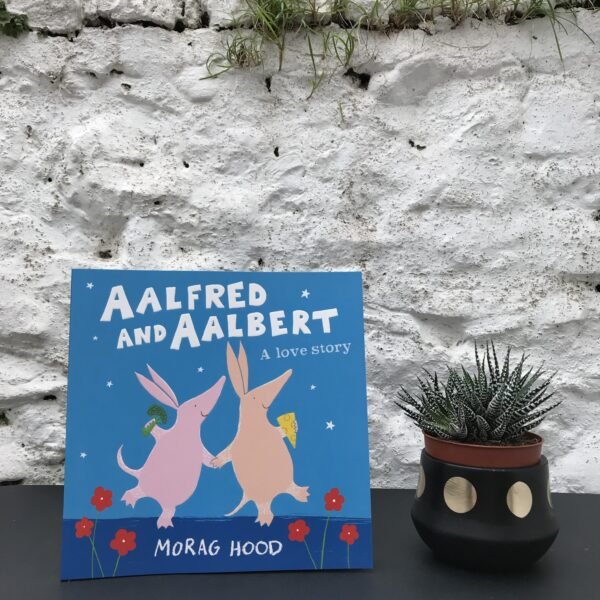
[64,269,371,521]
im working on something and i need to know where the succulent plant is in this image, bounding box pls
[395,343,560,444]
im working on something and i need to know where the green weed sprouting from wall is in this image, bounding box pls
[202,0,596,96]
[0,1,28,37]
[203,1,375,98]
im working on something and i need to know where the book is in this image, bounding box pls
[61,269,372,579]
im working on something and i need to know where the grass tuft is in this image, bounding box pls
[205,33,265,77]
[203,0,596,96]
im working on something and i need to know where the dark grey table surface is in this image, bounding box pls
[0,486,597,599]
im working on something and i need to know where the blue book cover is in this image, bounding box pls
[61,269,372,579]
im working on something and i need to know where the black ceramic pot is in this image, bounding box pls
[411,450,559,570]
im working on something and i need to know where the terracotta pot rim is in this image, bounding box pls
[423,431,543,449]
[423,431,543,468]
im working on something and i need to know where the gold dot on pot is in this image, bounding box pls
[507,481,533,518]
[416,465,426,498]
[443,477,477,513]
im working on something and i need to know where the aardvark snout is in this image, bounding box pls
[197,375,226,415]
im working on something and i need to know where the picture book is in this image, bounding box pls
[61,270,372,579]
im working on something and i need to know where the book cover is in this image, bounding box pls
[61,269,372,579]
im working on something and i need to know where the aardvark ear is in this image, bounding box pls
[135,366,179,409]
[237,342,249,395]
[146,364,178,406]
[227,342,247,397]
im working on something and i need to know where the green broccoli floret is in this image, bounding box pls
[141,404,168,436]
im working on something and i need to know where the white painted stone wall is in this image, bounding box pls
[1,1,600,493]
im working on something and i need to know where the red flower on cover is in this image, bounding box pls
[91,486,113,511]
[110,528,137,557]
[324,487,345,511]
[75,517,94,538]
[288,519,310,542]
[339,524,359,545]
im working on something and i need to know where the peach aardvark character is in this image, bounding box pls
[212,342,309,526]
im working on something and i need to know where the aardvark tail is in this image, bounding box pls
[225,494,250,517]
[117,445,139,478]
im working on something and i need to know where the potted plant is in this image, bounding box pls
[396,343,560,570]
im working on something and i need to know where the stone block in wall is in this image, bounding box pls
[201,0,245,28]
[202,1,340,29]
[344,0,393,27]
[181,0,206,29]
[89,0,184,29]
[5,0,84,34]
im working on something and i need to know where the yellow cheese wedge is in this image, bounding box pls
[277,412,297,448]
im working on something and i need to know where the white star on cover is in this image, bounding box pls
[198,367,204,373]
[326,421,335,430]
[301,289,310,298]
[80,452,87,459]
[310,384,317,390]
[86,282,94,290]
[106,380,113,388]
[92,336,98,341]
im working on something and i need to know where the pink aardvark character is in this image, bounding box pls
[212,342,309,526]
[117,365,225,528]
